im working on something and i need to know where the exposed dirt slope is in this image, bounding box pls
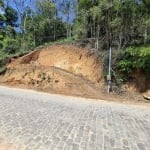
[8,45,103,84]
[121,69,149,93]
[0,45,105,99]
[1,66,105,98]
[1,44,148,102]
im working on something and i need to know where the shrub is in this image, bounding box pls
[3,38,20,54]
[117,46,150,80]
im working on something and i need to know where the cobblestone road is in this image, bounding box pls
[0,86,150,150]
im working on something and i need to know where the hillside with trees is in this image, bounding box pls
[0,0,150,99]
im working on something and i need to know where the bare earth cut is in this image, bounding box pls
[0,44,149,103]
[0,45,106,99]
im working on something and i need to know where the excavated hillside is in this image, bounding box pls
[0,45,106,99]
[0,44,149,102]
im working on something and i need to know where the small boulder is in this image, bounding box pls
[143,90,150,100]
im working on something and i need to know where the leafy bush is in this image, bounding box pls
[117,46,150,80]
[3,38,20,54]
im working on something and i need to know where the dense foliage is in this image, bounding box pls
[74,0,150,49]
[117,46,150,78]
[0,0,150,83]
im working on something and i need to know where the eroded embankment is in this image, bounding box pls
[0,45,105,99]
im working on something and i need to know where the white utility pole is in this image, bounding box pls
[107,47,112,93]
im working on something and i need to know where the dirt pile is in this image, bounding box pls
[121,69,149,93]
[0,45,105,98]
[1,44,148,102]
[8,45,103,84]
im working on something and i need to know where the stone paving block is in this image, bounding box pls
[0,86,150,150]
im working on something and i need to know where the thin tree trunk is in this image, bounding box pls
[53,0,56,41]
[54,19,56,41]
[94,18,96,38]
[96,25,100,50]
[90,19,93,38]
[144,25,147,44]
[23,13,27,33]
[66,13,69,39]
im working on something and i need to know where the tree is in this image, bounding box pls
[0,0,5,27]
[73,0,150,49]
[5,6,18,26]
[60,0,73,39]
[143,0,150,10]
[12,0,33,33]
[0,1,19,54]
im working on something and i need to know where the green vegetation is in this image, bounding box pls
[0,0,150,86]
[117,46,150,79]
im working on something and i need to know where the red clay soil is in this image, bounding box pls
[7,45,103,84]
[0,45,105,99]
[0,44,149,104]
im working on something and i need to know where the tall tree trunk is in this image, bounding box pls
[23,13,27,34]
[144,25,148,44]
[66,13,69,39]
[53,0,56,41]
[95,25,100,49]
[90,19,93,38]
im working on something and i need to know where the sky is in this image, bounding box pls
[0,0,76,32]
[8,0,76,23]
[0,8,4,14]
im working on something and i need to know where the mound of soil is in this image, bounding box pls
[121,69,149,93]
[0,45,105,99]
[8,45,103,84]
[0,44,149,103]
